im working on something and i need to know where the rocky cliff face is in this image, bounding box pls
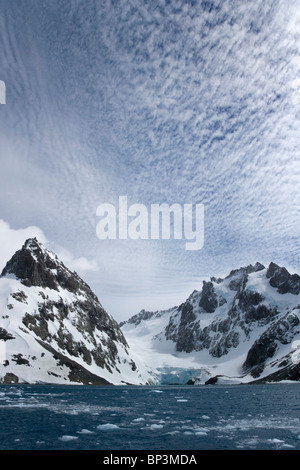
[0,238,150,385]
[266,262,300,295]
[121,262,300,384]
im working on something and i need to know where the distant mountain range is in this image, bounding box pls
[1,238,299,386]
[121,262,300,385]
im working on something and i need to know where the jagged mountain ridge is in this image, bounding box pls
[2,239,299,386]
[0,238,150,385]
[121,262,300,384]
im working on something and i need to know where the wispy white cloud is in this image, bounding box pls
[0,0,299,320]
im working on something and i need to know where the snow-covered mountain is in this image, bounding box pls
[0,238,151,385]
[121,262,300,385]
[2,240,299,386]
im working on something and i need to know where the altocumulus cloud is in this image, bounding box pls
[0,0,300,319]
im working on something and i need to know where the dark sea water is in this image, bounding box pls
[0,383,299,451]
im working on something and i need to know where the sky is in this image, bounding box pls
[0,0,300,321]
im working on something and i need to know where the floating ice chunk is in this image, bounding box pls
[201,415,210,419]
[78,429,93,434]
[177,399,188,402]
[97,423,119,431]
[150,390,163,393]
[195,427,209,433]
[59,435,78,442]
[150,424,164,430]
[132,417,145,422]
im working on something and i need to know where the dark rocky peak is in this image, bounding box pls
[225,262,265,292]
[209,263,265,287]
[178,301,196,323]
[120,307,175,328]
[119,309,155,327]
[199,281,218,313]
[1,238,96,298]
[266,262,300,295]
[236,288,278,325]
[226,262,265,280]
[167,301,197,353]
[210,276,223,284]
[1,238,57,289]
[199,280,227,313]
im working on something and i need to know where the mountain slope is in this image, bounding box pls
[121,262,300,385]
[0,238,151,385]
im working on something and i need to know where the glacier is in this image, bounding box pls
[121,263,300,385]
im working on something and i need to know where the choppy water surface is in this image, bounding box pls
[0,383,299,450]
